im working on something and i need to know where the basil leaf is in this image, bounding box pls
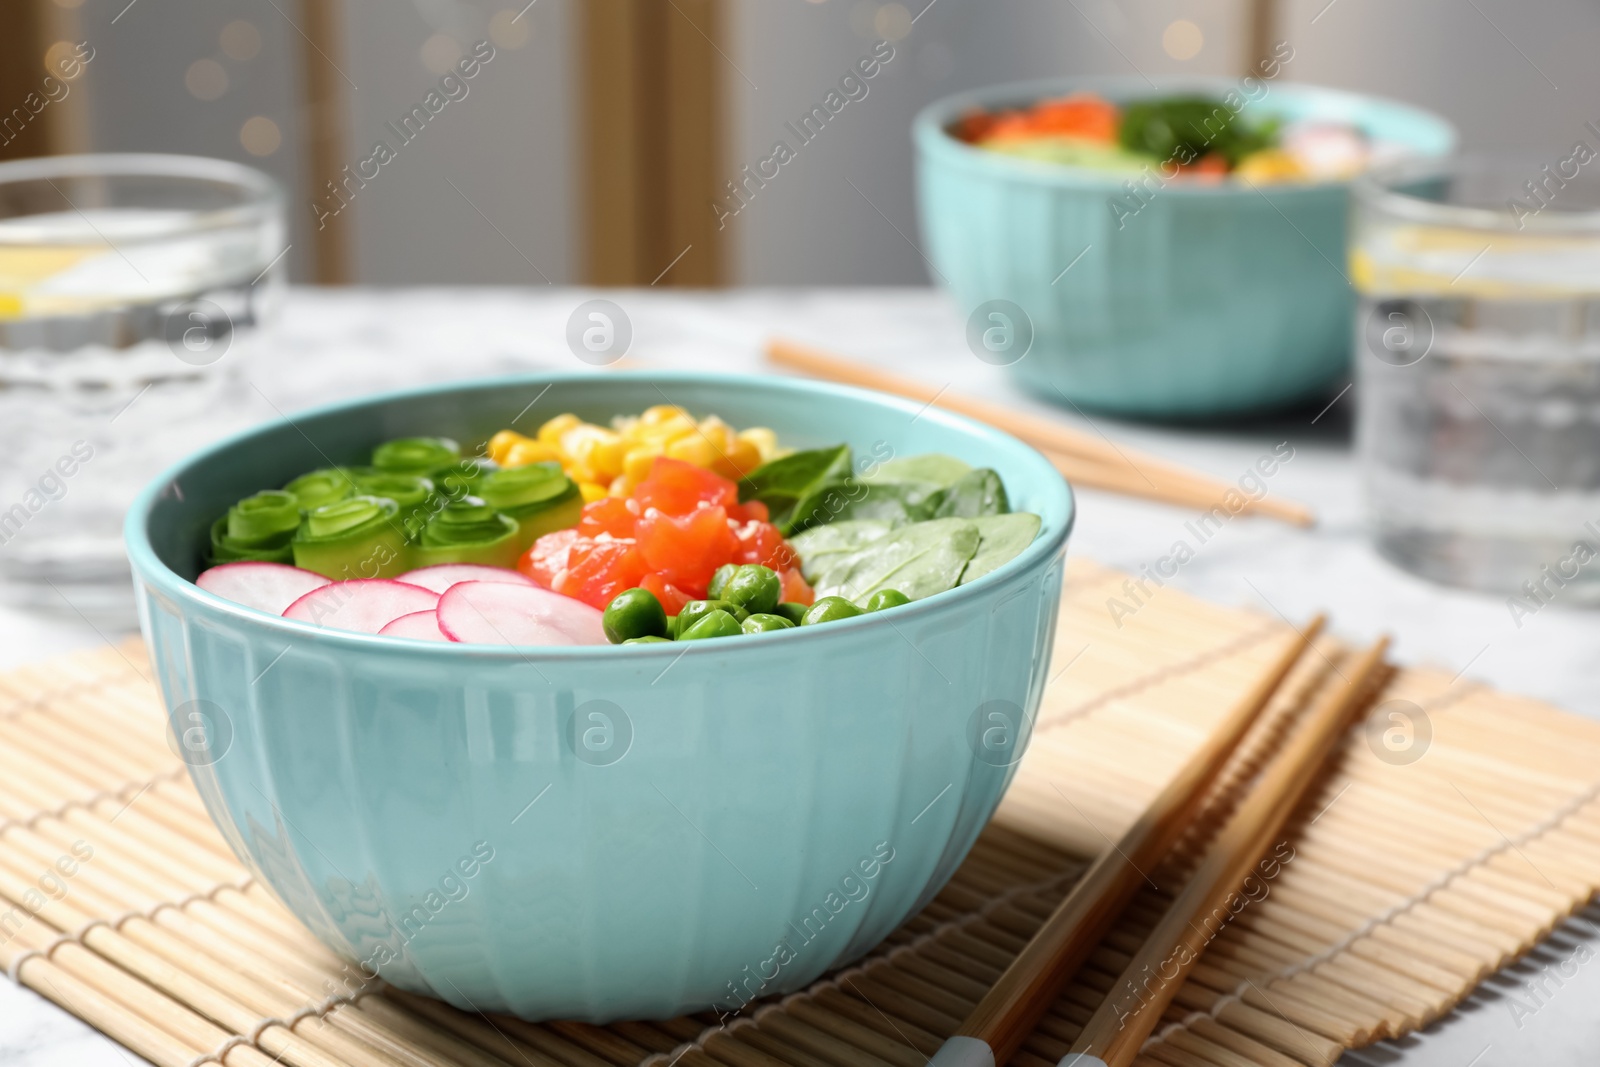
[788,519,899,581]
[740,444,852,528]
[816,518,980,602]
[928,468,1009,518]
[959,513,1042,585]
[740,444,851,503]
[863,453,971,488]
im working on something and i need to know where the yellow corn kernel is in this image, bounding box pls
[607,474,630,497]
[1235,148,1307,182]
[699,416,738,454]
[589,436,630,480]
[640,404,688,427]
[738,427,779,460]
[664,421,695,444]
[623,443,663,483]
[560,424,620,472]
[487,429,533,466]
[665,433,718,468]
[537,413,581,445]
[577,481,608,503]
[633,412,695,443]
[502,439,562,468]
[712,436,762,479]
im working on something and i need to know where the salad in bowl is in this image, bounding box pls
[192,402,1043,648]
[915,77,1456,416]
[127,371,1072,1020]
[954,89,1413,184]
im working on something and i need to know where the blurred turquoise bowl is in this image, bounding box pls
[915,77,1456,417]
[125,371,1073,1021]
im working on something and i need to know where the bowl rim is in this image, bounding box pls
[1353,151,1600,234]
[913,74,1459,196]
[125,369,1076,659]
[0,152,284,242]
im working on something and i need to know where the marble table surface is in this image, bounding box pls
[2,288,1595,1066]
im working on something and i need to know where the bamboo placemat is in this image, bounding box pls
[3,558,1599,1067]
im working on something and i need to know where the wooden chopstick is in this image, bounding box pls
[1041,449,1280,516]
[764,337,1315,528]
[1063,636,1392,1067]
[927,617,1325,1067]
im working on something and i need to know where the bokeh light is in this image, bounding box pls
[489,9,531,50]
[1161,20,1203,60]
[240,116,281,156]
[185,59,229,101]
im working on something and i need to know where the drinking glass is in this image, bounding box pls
[0,154,285,623]
[1353,156,1600,601]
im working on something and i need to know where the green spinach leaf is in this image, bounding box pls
[864,453,972,488]
[1119,96,1280,167]
[789,480,942,532]
[815,518,980,602]
[788,519,899,581]
[929,468,1009,518]
[959,513,1042,585]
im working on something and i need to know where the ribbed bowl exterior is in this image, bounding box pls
[914,77,1457,418]
[127,372,1073,1021]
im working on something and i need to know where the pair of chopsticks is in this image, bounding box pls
[764,339,1315,528]
[929,622,1390,1067]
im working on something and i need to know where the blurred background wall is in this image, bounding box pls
[17,0,571,285]
[13,0,1595,287]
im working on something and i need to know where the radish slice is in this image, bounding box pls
[283,579,440,635]
[398,564,536,595]
[377,610,452,642]
[437,581,606,647]
[197,562,332,616]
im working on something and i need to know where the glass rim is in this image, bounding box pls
[0,152,284,243]
[1353,152,1600,234]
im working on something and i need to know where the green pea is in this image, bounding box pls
[707,563,738,600]
[602,588,668,644]
[678,609,742,641]
[801,596,863,626]
[742,613,796,634]
[677,599,748,633]
[773,602,809,625]
[622,636,671,645]
[722,564,782,616]
[864,589,912,612]
[676,601,715,632]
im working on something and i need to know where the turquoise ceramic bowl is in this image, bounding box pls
[915,77,1456,417]
[125,372,1073,1021]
